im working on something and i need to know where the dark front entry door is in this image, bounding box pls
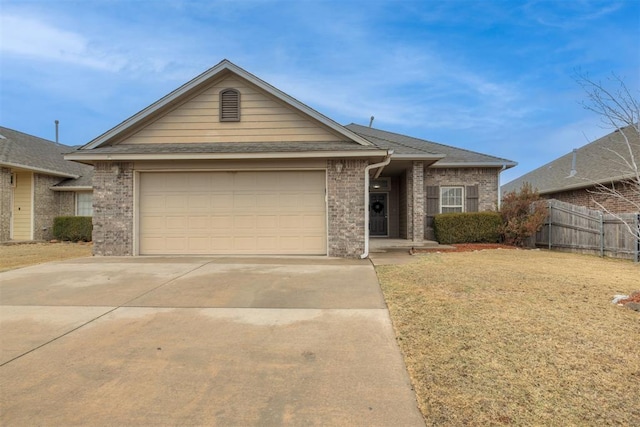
[370,193,388,236]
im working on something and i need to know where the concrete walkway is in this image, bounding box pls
[0,257,424,426]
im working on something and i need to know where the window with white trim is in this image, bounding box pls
[76,192,93,216]
[440,186,463,213]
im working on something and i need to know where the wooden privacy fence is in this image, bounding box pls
[534,199,640,262]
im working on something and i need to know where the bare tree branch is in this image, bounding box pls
[575,72,640,240]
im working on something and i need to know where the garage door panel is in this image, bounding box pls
[188,237,211,251]
[166,216,186,230]
[256,215,278,229]
[188,216,210,230]
[139,171,326,255]
[210,216,233,229]
[187,194,212,210]
[303,214,325,229]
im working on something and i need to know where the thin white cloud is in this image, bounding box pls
[0,14,127,71]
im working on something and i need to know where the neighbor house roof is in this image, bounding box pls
[0,126,93,188]
[502,125,640,195]
[346,124,518,167]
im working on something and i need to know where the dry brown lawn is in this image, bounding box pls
[376,248,640,426]
[0,242,93,272]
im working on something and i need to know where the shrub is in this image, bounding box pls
[434,212,502,244]
[53,216,93,242]
[500,183,548,247]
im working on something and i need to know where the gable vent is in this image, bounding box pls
[220,88,240,122]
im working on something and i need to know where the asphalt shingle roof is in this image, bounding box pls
[0,126,93,187]
[71,141,380,156]
[502,125,640,194]
[346,124,517,166]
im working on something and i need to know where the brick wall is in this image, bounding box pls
[57,191,76,216]
[0,167,11,241]
[327,159,367,257]
[33,174,64,240]
[547,181,640,213]
[411,161,425,242]
[92,162,134,256]
[425,167,499,211]
[398,170,407,239]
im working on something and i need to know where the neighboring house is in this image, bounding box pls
[66,59,516,258]
[0,126,94,241]
[502,126,640,213]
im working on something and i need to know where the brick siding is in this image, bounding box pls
[424,167,500,240]
[57,191,76,217]
[327,159,367,257]
[425,167,499,211]
[33,174,64,240]
[546,181,640,213]
[411,161,425,242]
[0,167,11,241]
[398,171,408,238]
[92,162,134,256]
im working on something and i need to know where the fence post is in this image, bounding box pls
[599,211,604,258]
[548,201,552,250]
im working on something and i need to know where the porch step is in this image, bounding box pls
[369,239,450,253]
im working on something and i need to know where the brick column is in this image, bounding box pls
[411,161,424,242]
[0,167,11,241]
[92,161,134,256]
[327,159,367,257]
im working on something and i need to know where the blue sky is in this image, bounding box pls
[1,0,638,184]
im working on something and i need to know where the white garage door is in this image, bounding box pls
[138,171,326,255]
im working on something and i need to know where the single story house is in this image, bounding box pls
[66,59,516,258]
[0,126,94,241]
[502,125,640,213]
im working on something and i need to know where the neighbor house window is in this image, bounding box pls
[219,88,240,121]
[440,186,463,213]
[76,192,93,216]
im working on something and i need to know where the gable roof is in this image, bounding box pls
[0,126,92,183]
[502,125,640,195]
[346,124,517,167]
[81,59,374,150]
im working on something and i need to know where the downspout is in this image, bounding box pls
[361,150,394,259]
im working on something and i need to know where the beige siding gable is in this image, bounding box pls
[122,76,344,144]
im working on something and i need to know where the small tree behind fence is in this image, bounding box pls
[534,199,640,262]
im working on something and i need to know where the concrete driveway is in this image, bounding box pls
[0,257,424,426]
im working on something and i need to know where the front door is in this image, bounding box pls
[369,193,388,236]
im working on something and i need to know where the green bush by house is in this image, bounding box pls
[434,212,502,244]
[53,216,93,242]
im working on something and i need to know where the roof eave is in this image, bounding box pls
[538,173,637,194]
[64,149,390,162]
[389,153,447,160]
[431,161,518,169]
[0,161,79,179]
[50,186,93,191]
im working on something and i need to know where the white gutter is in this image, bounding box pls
[360,150,394,259]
